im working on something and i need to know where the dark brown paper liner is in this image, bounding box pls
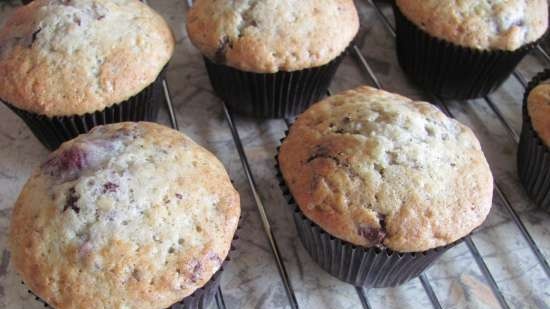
[517,69,550,211]
[393,4,544,100]
[2,73,163,151]
[275,134,461,288]
[25,232,240,309]
[203,53,344,119]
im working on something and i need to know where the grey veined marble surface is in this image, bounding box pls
[0,0,549,308]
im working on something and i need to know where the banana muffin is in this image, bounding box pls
[278,86,493,286]
[10,122,240,309]
[187,0,359,118]
[526,82,550,147]
[518,70,550,210]
[393,0,548,99]
[0,0,175,149]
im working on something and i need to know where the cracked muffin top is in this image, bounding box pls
[186,0,359,73]
[527,81,550,147]
[395,0,548,51]
[278,86,493,252]
[0,0,175,117]
[10,122,240,309]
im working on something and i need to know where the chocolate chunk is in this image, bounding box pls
[175,193,183,200]
[334,128,346,134]
[90,2,106,20]
[379,214,386,227]
[513,19,525,28]
[209,254,220,261]
[358,214,387,244]
[189,261,202,283]
[358,225,385,244]
[208,252,223,266]
[63,187,80,213]
[102,182,119,193]
[215,36,231,63]
[132,269,142,281]
[306,146,331,163]
[29,28,41,47]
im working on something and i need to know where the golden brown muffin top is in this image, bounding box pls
[10,122,240,309]
[279,86,493,252]
[0,0,175,117]
[186,0,359,73]
[527,82,550,147]
[396,0,548,51]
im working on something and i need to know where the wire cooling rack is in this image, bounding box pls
[10,0,541,308]
[152,0,550,308]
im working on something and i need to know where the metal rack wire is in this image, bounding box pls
[169,1,550,308]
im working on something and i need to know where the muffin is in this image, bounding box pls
[186,0,359,118]
[0,0,175,150]
[277,86,493,287]
[9,122,240,309]
[394,0,548,100]
[518,70,550,211]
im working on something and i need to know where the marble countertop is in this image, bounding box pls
[0,1,549,308]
